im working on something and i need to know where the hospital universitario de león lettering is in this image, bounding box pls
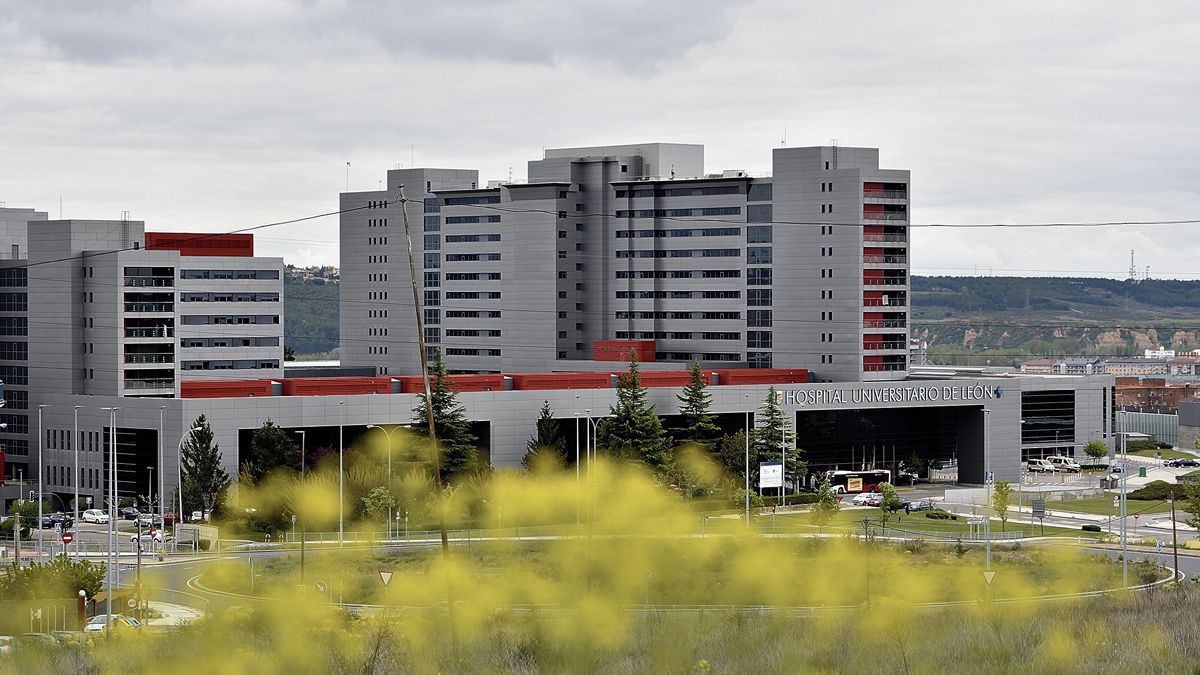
[779,384,1002,407]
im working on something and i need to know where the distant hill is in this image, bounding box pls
[912,276,1200,366]
[284,270,339,356]
[282,270,1200,363]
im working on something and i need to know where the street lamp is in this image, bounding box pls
[338,401,345,547]
[99,406,119,635]
[367,424,401,538]
[744,393,751,528]
[295,430,306,475]
[158,406,165,537]
[37,404,47,558]
[73,405,81,559]
[146,466,154,513]
[175,425,203,551]
[574,395,581,525]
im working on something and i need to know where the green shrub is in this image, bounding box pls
[198,539,212,551]
[1129,480,1178,501]
[1082,524,1101,532]
[925,510,957,521]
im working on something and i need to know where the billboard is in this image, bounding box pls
[759,461,783,489]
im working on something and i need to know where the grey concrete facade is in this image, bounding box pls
[339,143,911,380]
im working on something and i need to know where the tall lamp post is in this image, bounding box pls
[99,406,119,635]
[366,424,401,538]
[73,405,82,559]
[37,404,47,557]
[744,393,751,528]
[338,401,345,547]
[295,431,306,475]
[983,408,992,570]
[574,396,581,525]
[158,406,165,535]
[175,425,203,552]
[1119,415,1129,587]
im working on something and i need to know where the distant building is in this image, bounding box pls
[1104,357,1168,376]
[1020,358,1056,374]
[1145,347,1177,359]
[1114,376,1199,411]
[1055,358,1104,375]
[1168,357,1200,376]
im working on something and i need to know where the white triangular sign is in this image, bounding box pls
[983,570,996,586]
[379,570,393,587]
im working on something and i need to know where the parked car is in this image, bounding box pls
[906,499,934,512]
[81,509,109,524]
[849,493,876,506]
[83,615,142,633]
[135,513,158,527]
[49,513,74,529]
[1046,456,1082,473]
[1027,459,1058,473]
[1109,462,1125,473]
[119,507,140,520]
[162,512,179,526]
[1165,458,1200,468]
[866,494,885,507]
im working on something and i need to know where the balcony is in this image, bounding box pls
[863,212,908,221]
[863,233,907,243]
[124,378,174,390]
[124,354,174,365]
[124,302,174,313]
[863,254,907,265]
[862,277,907,287]
[863,296,907,308]
[863,319,907,329]
[863,342,908,352]
[125,327,174,339]
[124,276,174,288]
[863,190,908,200]
[862,363,907,372]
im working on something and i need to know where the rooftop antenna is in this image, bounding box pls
[830,138,839,169]
[781,125,787,147]
[508,166,512,183]
[1145,265,1150,281]
[1128,249,1136,281]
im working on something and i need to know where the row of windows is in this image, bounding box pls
[747,247,772,265]
[615,331,743,340]
[443,195,500,205]
[0,293,27,312]
[746,225,772,243]
[616,227,741,238]
[444,291,502,300]
[180,314,280,325]
[368,254,389,264]
[616,249,740,259]
[615,208,742,218]
[367,218,388,228]
[181,337,280,348]
[615,270,741,280]
[4,389,27,409]
[747,331,772,349]
[368,236,389,246]
[445,216,502,224]
[0,341,27,360]
[180,292,279,302]
[0,268,27,287]
[368,199,388,209]
[445,348,502,356]
[181,359,280,370]
[0,365,27,384]
[445,272,502,281]
[747,204,772,223]
[747,310,772,327]
[653,352,742,362]
[444,233,501,243]
[0,414,29,434]
[1,439,29,456]
[368,273,389,282]
[368,327,388,337]
[179,269,279,280]
[747,352,772,368]
[749,289,772,306]
[445,253,501,262]
[445,310,503,318]
[445,329,503,337]
[614,185,742,198]
[616,290,741,299]
[368,308,389,318]
[616,311,743,320]
[747,268,772,285]
[368,345,389,355]
[0,317,26,335]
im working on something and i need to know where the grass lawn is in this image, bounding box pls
[766,507,1087,538]
[1128,447,1195,460]
[1046,497,1171,516]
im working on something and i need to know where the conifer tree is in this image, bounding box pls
[751,386,806,488]
[181,414,230,517]
[596,352,673,467]
[412,348,479,483]
[675,361,719,445]
[522,400,567,471]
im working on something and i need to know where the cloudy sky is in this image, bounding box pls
[1,1,1197,278]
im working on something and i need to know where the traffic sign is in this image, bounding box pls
[379,570,393,587]
[61,531,73,545]
[1134,513,1141,520]
[758,462,783,489]
[983,570,996,585]
[315,580,328,593]
[1032,499,1046,518]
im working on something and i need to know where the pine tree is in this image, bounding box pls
[675,361,719,445]
[180,414,230,517]
[596,353,673,467]
[242,418,301,483]
[522,400,567,471]
[412,348,479,483]
[751,386,806,488]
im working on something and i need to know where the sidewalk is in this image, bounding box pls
[146,601,202,627]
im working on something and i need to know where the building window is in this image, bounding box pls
[747,310,772,327]
[747,268,772,286]
[747,289,772,306]
[747,204,773,223]
[746,226,772,243]
[747,247,772,265]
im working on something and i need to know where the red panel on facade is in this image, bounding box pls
[862,203,884,213]
[593,340,656,362]
[863,291,884,301]
[863,335,884,348]
[863,182,884,191]
[181,379,274,399]
[712,368,808,385]
[863,225,884,235]
[863,269,884,282]
[397,374,506,393]
[510,372,613,390]
[281,377,394,396]
[145,232,255,257]
[631,370,697,388]
[863,356,884,366]
[863,247,883,256]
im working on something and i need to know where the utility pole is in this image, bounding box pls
[1170,490,1180,585]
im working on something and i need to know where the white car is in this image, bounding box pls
[81,509,109,524]
[83,614,141,633]
[1046,455,1082,473]
[849,493,876,506]
[1027,459,1058,473]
